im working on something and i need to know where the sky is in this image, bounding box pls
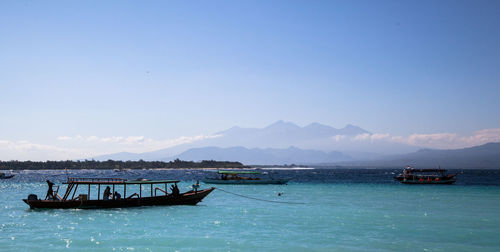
[1,0,499,160]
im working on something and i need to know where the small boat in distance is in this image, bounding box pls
[23,177,214,209]
[394,166,457,184]
[0,172,15,179]
[202,170,290,185]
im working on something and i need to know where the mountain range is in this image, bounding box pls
[95,121,360,161]
[340,142,500,169]
[92,121,500,168]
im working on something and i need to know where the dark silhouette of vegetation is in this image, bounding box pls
[0,159,249,170]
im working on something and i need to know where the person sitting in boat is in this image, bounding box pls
[175,184,180,195]
[170,184,180,196]
[113,191,121,200]
[45,180,55,200]
[103,186,112,200]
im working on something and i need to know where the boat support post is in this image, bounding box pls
[63,183,75,201]
[71,184,79,200]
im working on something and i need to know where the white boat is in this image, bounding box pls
[202,170,290,185]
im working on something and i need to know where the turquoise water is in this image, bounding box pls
[1,172,500,251]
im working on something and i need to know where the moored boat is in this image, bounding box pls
[23,177,214,209]
[202,170,290,185]
[394,166,457,184]
[0,172,15,179]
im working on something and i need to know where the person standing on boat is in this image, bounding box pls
[192,180,200,193]
[45,180,55,200]
[103,186,112,200]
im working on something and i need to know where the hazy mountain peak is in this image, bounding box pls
[340,124,370,135]
[304,122,335,130]
[265,120,300,129]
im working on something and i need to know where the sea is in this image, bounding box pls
[1,168,500,251]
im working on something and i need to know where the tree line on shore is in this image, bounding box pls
[0,159,249,170]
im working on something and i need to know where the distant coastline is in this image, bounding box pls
[0,159,249,170]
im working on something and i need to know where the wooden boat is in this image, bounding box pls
[202,170,290,185]
[23,177,214,209]
[394,166,457,184]
[0,172,15,179]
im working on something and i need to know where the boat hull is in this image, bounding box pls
[394,176,456,185]
[202,179,289,185]
[398,179,456,185]
[23,187,214,209]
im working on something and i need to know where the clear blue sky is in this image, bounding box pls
[1,0,499,145]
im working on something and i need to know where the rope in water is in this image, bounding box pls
[215,187,305,205]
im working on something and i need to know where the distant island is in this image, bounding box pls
[0,159,249,170]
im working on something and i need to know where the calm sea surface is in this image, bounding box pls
[1,168,499,251]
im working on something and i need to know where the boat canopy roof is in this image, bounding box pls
[125,179,180,184]
[63,177,179,185]
[218,170,261,174]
